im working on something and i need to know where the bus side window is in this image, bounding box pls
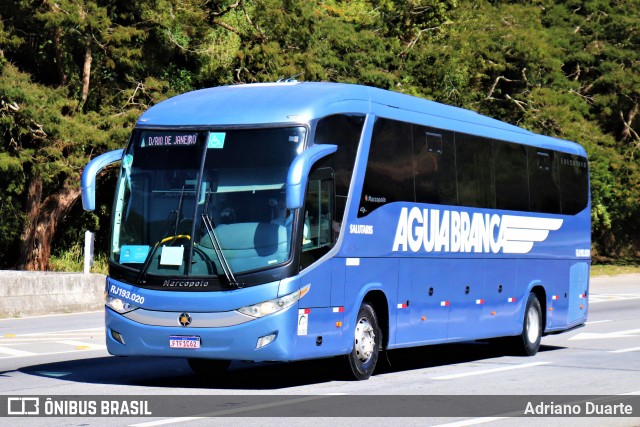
[559,154,589,215]
[456,133,495,208]
[414,126,456,206]
[528,148,561,214]
[358,118,413,217]
[299,170,334,270]
[494,140,529,211]
[313,114,364,235]
[302,177,333,251]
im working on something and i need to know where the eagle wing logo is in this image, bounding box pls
[501,215,564,254]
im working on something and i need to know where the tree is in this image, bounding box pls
[0,62,138,270]
[0,1,145,270]
[0,0,639,268]
[399,0,640,258]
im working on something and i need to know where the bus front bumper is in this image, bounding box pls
[105,305,299,362]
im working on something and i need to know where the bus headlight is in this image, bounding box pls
[106,296,138,314]
[237,284,310,318]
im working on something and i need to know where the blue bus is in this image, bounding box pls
[81,82,590,380]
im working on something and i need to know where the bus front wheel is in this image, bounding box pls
[347,302,381,380]
[517,292,543,356]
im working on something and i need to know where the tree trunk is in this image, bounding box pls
[53,27,68,86]
[621,103,639,141]
[20,177,81,271]
[78,38,92,111]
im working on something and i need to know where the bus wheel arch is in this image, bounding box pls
[530,284,547,334]
[363,290,389,351]
[346,290,388,380]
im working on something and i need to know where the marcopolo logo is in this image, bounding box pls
[392,207,563,254]
[162,280,209,288]
[364,195,386,204]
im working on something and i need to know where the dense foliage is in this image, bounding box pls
[0,0,638,269]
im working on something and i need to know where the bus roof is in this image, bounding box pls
[137,82,586,156]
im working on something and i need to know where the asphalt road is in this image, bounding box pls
[0,274,639,426]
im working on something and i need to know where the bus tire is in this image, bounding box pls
[347,302,380,380]
[518,292,543,356]
[187,358,231,377]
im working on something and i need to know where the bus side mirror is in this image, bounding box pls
[81,149,124,211]
[286,144,337,209]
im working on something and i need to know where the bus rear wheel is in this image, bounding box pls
[347,302,380,380]
[187,358,231,377]
[517,292,543,356]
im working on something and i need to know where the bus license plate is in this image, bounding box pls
[169,335,201,349]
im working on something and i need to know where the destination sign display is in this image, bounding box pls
[139,131,199,148]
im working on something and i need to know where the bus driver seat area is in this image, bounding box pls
[198,221,289,273]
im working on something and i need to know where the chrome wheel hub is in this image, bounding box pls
[526,306,540,344]
[354,317,376,363]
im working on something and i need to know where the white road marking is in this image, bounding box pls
[129,395,340,427]
[0,310,101,321]
[609,346,640,354]
[16,328,103,336]
[569,328,640,340]
[0,333,103,344]
[432,361,551,380]
[129,417,205,427]
[589,294,640,304]
[0,348,107,359]
[0,346,37,357]
[585,319,612,325]
[0,338,97,343]
[430,417,509,427]
[56,340,107,350]
[0,329,106,358]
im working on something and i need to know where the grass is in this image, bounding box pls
[49,247,109,275]
[591,256,640,276]
[591,263,640,277]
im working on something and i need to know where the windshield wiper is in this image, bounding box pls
[173,184,186,236]
[201,211,240,288]
[136,186,187,284]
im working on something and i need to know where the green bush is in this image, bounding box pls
[49,245,109,275]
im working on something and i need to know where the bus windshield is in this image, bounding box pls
[110,126,307,281]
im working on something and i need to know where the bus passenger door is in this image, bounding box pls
[294,169,345,359]
[295,259,345,359]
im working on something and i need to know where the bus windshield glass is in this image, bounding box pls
[110,126,307,280]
